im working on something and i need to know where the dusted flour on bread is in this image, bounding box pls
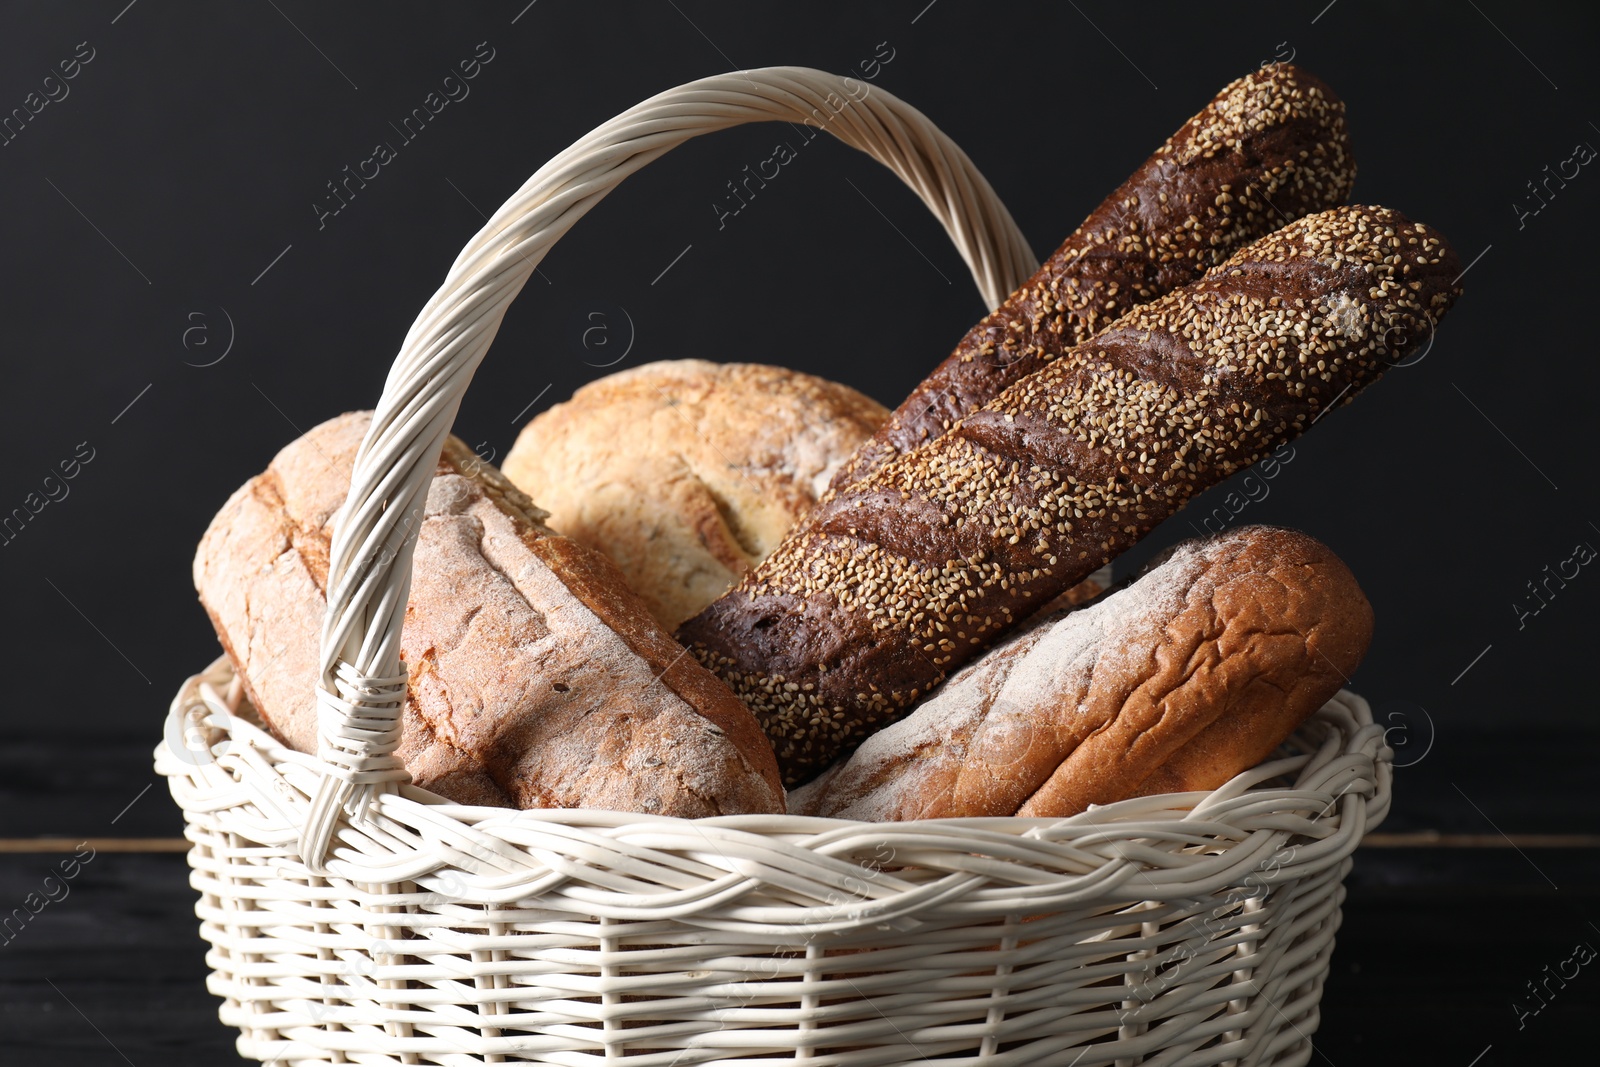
[789,525,1372,820]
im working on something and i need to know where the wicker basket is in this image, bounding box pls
[157,67,1392,1066]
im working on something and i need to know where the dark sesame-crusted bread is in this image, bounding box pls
[678,204,1460,784]
[829,63,1355,490]
[787,525,1372,820]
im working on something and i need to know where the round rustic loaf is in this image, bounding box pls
[502,360,889,629]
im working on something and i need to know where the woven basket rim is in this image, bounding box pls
[158,653,1391,926]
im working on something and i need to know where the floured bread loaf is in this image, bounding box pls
[788,525,1371,820]
[194,411,784,816]
[501,360,889,630]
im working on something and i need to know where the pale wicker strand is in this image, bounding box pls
[160,666,1384,927]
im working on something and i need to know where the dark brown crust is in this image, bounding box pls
[789,526,1372,820]
[679,205,1459,784]
[1039,576,1104,614]
[830,63,1355,490]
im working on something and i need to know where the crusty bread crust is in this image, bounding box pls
[194,411,784,816]
[502,360,888,629]
[788,526,1371,820]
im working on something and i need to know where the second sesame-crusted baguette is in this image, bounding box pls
[678,205,1460,784]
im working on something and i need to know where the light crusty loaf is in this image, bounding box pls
[788,526,1371,820]
[679,205,1460,784]
[501,360,888,630]
[194,411,784,816]
[830,63,1354,490]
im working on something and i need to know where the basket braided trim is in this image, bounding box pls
[160,658,1386,922]
[161,657,1373,1063]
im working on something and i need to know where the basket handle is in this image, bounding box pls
[302,66,1038,868]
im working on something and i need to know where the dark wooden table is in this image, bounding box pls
[4,730,1595,1064]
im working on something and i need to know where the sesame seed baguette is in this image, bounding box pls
[787,525,1372,821]
[829,62,1354,491]
[678,205,1459,784]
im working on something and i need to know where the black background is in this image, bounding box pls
[0,1,1596,1063]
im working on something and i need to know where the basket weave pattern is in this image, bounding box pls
[158,68,1391,1065]
[162,659,1386,1064]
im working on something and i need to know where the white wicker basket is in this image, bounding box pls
[157,67,1392,1066]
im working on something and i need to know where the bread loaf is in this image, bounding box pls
[679,204,1459,784]
[194,411,784,816]
[501,360,888,630]
[788,526,1371,820]
[830,63,1354,490]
